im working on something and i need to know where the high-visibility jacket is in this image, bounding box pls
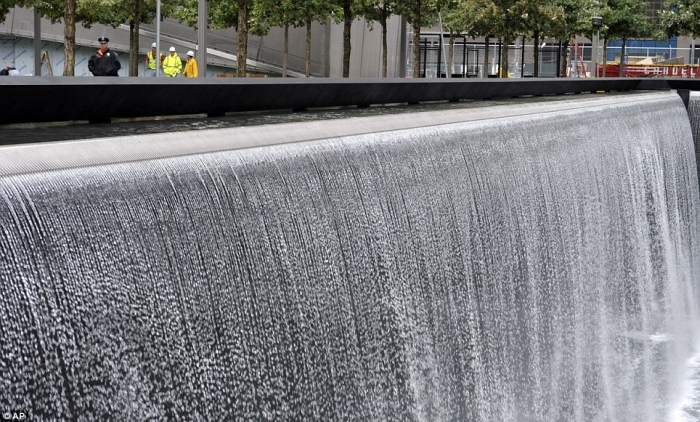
[163,54,182,77]
[183,58,198,78]
[146,51,164,70]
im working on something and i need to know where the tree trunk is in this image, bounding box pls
[342,0,352,77]
[129,0,143,76]
[533,30,540,77]
[620,38,627,77]
[129,19,141,76]
[411,1,421,78]
[236,0,248,77]
[559,39,569,78]
[283,23,289,78]
[63,0,76,76]
[305,11,312,77]
[381,11,387,78]
[447,29,454,78]
[501,14,510,78]
[484,36,490,77]
[603,38,608,77]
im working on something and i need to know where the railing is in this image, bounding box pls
[408,41,700,78]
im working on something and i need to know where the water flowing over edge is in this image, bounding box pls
[0,94,699,421]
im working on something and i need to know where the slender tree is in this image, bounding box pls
[18,0,86,75]
[602,0,651,75]
[442,2,468,76]
[333,0,357,77]
[358,0,397,77]
[397,0,438,77]
[252,0,304,77]
[177,0,255,76]
[236,0,250,75]
[549,0,596,77]
[510,0,561,76]
[495,0,514,76]
[436,0,459,77]
[446,0,502,76]
[298,0,338,77]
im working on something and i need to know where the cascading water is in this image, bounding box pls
[690,92,700,192]
[1,93,699,421]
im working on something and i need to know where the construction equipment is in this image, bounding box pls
[568,38,588,78]
[41,51,53,76]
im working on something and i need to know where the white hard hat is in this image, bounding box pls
[151,43,156,48]
[169,46,176,52]
[187,51,194,57]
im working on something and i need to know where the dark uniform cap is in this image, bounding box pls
[98,37,109,43]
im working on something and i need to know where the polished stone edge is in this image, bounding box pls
[0,91,678,177]
[0,77,696,126]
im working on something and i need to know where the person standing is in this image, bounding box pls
[182,51,198,78]
[162,47,182,78]
[144,43,164,77]
[88,37,121,76]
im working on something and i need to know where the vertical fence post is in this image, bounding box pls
[422,37,427,78]
[437,34,443,78]
[462,36,466,77]
[521,36,525,77]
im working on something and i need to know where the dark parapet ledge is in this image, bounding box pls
[1,77,697,126]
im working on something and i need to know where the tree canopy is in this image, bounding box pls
[660,0,700,39]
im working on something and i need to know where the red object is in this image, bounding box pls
[597,63,700,78]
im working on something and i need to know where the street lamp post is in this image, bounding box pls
[34,9,41,77]
[156,0,161,77]
[592,16,603,78]
[198,0,207,77]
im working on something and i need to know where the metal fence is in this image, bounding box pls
[408,38,700,78]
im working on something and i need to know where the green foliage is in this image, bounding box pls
[442,0,500,38]
[175,0,239,31]
[259,0,338,32]
[356,0,390,25]
[601,0,653,41]
[660,0,700,38]
[175,0,334,35]
[395,0,439,27]
[0,0,15,25]
[303,0,341,24]
[549,0,596,39]
[17,0,68,23]
[15,0,173,28]
[173,0,199,28]
[509,0,563,39]
[357,0,397,29]
[251,0,305,35]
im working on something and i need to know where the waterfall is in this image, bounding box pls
[689,92,700,193]
[1,92,699,421]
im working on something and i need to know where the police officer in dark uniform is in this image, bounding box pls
[88,37,121,76]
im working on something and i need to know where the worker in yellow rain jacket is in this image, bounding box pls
[183,51,198,78]
[163,47,182,78]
